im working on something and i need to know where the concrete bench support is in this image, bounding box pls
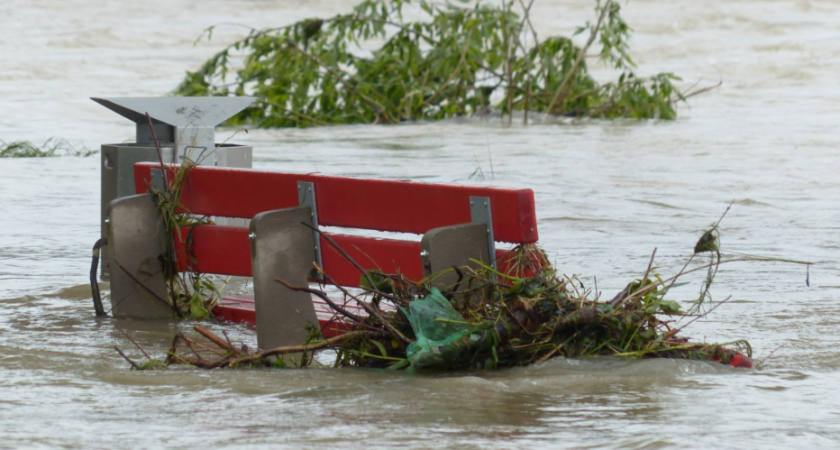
[106,193,173,319]
[250,206,320,353]
[421,223,491,289]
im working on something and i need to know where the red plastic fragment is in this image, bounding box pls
[729,353,753,369]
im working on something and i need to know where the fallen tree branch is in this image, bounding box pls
[194,324,236,352]
[184,330,389,369]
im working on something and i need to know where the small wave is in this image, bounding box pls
[733,198,771,206]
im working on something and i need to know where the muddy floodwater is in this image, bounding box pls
[2,0,840,448]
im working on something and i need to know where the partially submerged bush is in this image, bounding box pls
[175,0,700,127]
[0,138,94,158]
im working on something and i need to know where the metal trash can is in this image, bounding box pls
[94,96,256,278]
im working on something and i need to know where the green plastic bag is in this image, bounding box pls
[403,288,477,372]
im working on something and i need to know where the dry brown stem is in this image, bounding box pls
[194,325,236,352]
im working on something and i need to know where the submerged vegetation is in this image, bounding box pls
[174,0,712,127]
[0,138,94,158]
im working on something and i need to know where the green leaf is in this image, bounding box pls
[359,271,392,292]
[138,360,168,371]
[370,339,388,357]
[189,291,210,319]
[658,300,682,314]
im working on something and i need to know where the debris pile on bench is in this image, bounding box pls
[325,247,753,371]
[142,236,757,372]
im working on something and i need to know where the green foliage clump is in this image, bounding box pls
[149,158,221,320]
[174,0,687,127]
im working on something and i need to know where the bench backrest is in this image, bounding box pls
[133,162,539,287]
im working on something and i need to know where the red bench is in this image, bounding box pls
[107,162,539,350]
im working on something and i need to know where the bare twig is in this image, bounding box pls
[181,334,205,360]
[196,331,389,369]
[618,255,812,310]
[164,334,181,365]
[451,265,465,293]
[672,296,732,335]
[182,334,228,357]
[117,328,151,360]
[681,80,722,100]
[194,325,236,352]
[275,277,364,323]
[235,331,388,365]
[757,344,785,368]
[221,330,235,350]
[114,346,141,370]
[517,0,539,48]
[548,0,612,113]
[299,222,380,298]
[611,247,658,309]
[714,201,733,229]
[536,345,559,364]
[608,284,630,308]
[276,278,413,344]
[310,262,380,315]
[661,254,695,299]
[145,112,167,188]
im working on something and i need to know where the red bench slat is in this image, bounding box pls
[174,225,519,287]
[215,295,355,338]
[175,226,251,276]
[318,233,423,285]
[134,163,538,244]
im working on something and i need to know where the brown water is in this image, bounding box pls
[2,0,840,448]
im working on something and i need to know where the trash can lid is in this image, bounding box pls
[91,97,256,127]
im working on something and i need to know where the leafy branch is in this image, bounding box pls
[175,0,704,127]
